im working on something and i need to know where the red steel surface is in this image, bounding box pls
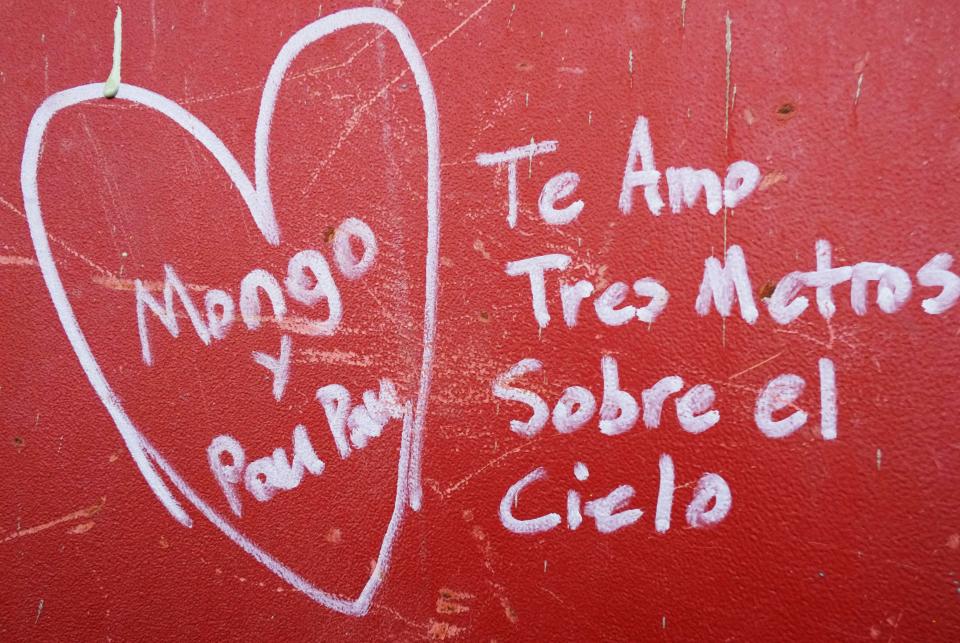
[2,1,959,640]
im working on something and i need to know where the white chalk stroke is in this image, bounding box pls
[21,7,440,616]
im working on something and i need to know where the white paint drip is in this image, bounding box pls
[103,8,122,98]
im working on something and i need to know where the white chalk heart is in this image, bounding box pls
[20,7,439,616]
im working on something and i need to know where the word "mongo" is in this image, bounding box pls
[133,216,377,366]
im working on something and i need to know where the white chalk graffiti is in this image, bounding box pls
[21,8,440,616]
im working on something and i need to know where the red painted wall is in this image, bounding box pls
[2,1,959,640]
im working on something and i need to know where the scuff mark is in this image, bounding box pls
[759,170,787,191]
[2,497,106,544]
[436,588,474,614]
[91,274,208,293]
[68,521,96,535]
[472,239,492,261]
[296,348,374,367]
[427,619,465,640]
[0,255,38,267]
[325,527,342,544]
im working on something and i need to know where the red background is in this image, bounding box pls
[2,1,959,640]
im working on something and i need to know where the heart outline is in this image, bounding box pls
[20,7,439,616]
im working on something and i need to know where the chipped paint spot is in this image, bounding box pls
[325,527,343,544]
[436,588,474,614]
[68,521,96,535]
[472,239,492,260]
[0,255,38,266]
[759,170,787,191]
[776,102,797,121]
[427,619,465,640]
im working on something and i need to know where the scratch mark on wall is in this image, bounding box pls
[296,348,374,366]
[92,274,208,293]
[303,0,494,195]
[362,604,416,631]
[78,113,129,255]
[182,23,389,106]
[468,523,518,624]
[1,195,114,276]
[442,433,553,497]
[42,34,49,95]
[2,497,106,544]
[150,0,158,61]
[727,351,784,381]
[0,255,38,267]
[854,53,869,106]
[723,12,733,147]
